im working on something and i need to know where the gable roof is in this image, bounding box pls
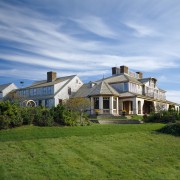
[26,75,76,88]
[0,83,12,92]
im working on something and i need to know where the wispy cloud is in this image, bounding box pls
[125,22,157,37]
[72,16,117,38]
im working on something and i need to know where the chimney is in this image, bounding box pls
[120,65,128,74]
[136,72,143,79]
[112,67,120,75]
[47,71,57,82]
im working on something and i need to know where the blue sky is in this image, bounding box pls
[0,0,180,103]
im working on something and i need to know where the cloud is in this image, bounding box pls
[125,22,157,37]
[72,16,117,38]
[166,91,180,104]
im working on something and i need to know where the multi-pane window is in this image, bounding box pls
[124,83,128,91]
[47,87,51,94]
[43,87,47,94]
[103,97,109,109]
[94,97,99,109]
[45,99,54,107]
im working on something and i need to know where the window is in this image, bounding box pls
[59,99,63,105]
[47,87,51,94]
[45,99,54,107]
[76,79,79,83]
[103,97,109,109]
[33,89,37,96]
[124,83,128,91]
[43,87,47,94]
[30,89,33,96]
[94,97,99,109]
[68,87,71,95]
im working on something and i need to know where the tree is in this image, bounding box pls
[64,97,91,124]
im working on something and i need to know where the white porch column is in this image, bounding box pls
[140,99,144,115]
[154,101,157,112]
[90,97,94,114]
[99,96,103,114]
[133,98,138,114]
[110,96,113,114]
[116,97,119,115]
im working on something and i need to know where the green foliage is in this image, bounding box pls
[0,115,10,129]
[144,110,179,123]
[157,122,180,136]
[0,101,90,130]
[0,101,23,129]
[21,107,35,125]
[51,104,79,126]
[50,105,65,124]
[35,108,54,126]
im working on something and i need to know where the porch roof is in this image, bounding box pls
[73,81,119,98]
[89,81,119,96]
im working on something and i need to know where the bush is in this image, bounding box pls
[0,101,23,128]
[51,105,65,125]
[144,111,178,123]
[21,107,36,125]
[157,122,180,136]
[51,105,79,126]
[0,101,89,130]
[62,110,78,126]
[34,108,54,126]
[0,115,11,129]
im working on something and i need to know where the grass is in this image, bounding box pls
[0,124,180,179]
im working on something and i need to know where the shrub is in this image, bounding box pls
[0,115,11,129]
[0,101,23,128]
[21,107,35,125]
[51,105,65,125]
[144,111,178,123]
[62,110,78,126]
[157,122,180,136]
[34,108,54,126]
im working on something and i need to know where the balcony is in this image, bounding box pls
[144,92,166,100]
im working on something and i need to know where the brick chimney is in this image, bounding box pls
[112,67,120,75]
[136,72,143,79]
[120,65,128,74]
[47,71,57,82]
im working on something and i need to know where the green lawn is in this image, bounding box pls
[0,124,180,180]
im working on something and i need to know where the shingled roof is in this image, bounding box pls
[27,75,76,88]
[73,81,119,98]
[89,81,119,96]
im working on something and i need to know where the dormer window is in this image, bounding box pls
[89,81,96,88]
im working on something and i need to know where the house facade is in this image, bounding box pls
[74,65,180,115]
[15,72,83,107]
[0,83,17,101]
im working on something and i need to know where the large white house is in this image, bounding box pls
[0,83,17,101]
[15,72,83,107]
[74,65,180,115]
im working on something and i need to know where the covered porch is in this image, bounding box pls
[90,96,119,115]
